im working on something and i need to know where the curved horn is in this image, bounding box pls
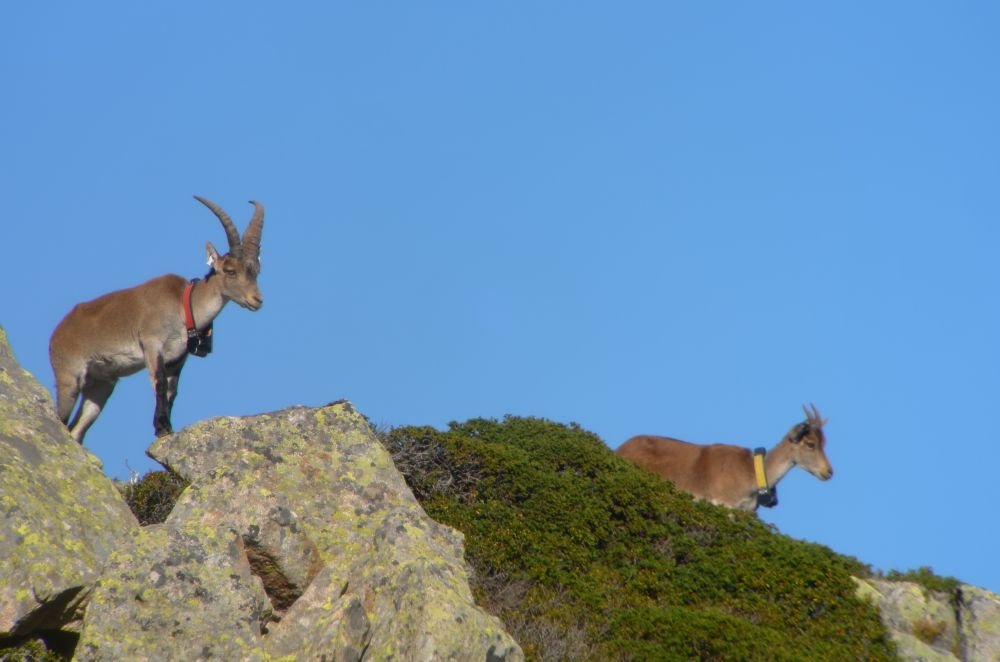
[241,200,264,272]
[804,403,826,428]
[194,195,242,257]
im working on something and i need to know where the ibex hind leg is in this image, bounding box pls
[68,379,117,444]
[55,374,81,426]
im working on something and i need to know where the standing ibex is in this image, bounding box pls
[616,405,833,512]
[49,196,265,444]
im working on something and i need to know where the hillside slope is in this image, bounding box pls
[383,416,897,660]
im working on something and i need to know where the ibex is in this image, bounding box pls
[49,196,264,444]
[616,404,833,512]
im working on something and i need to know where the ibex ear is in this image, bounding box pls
[790,423,808,443]
[206,242,221,268]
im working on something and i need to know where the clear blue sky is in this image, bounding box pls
[3,3,998,594]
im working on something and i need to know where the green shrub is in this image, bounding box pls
[885,566,961,596]
[119,470,189,525]
[383,415,898,661]
[609,606,801,661]
[0,634,71,661]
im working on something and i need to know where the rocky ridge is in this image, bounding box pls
[2,324,1000,661]
[0,328,521,661]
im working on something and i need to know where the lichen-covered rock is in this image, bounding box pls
[146,401,523,661]
[0,326,139,635]
[266,508,521,661]
[76,522,270,661]
[855,577,959,661]
[165,477,324,614]
[958,585,1000,661]
[856,577,1000,661]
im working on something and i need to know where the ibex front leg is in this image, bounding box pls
[147,352,178,437]
[162,354,187,434]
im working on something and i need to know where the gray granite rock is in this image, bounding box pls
[0,327,139,636]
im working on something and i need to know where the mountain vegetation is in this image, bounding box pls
[379,415,898,660]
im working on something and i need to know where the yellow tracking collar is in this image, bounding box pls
[753,447,778,508]
[753,448,769,491]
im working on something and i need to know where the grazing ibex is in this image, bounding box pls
[49,196,264,444]
[616,404,833,512]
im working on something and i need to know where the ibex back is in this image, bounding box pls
[49,196,265,444]
[616,404,833,512]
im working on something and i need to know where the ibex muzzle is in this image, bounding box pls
[49,196,265,444]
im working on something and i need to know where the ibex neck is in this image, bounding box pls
[763,438,798,486]
[187,277,228,331]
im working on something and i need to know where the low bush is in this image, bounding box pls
[119,469,189,525]
[383,415,897,660]
[911,616,948,646]
[0,633,74,661]
[885,566,961,596]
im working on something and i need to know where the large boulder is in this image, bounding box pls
[855,577,1000,661]
[958,585,1000,662]
[75,523,270,661]
[855,577,959,661]
[0,327,139,636]
[77,400,522,661]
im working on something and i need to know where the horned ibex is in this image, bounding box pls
[616,405,833,512]
[49,196,264,444]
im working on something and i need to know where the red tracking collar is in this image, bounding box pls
[183,281,198,332]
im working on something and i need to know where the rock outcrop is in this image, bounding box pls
[855,577,1000,661]
[0,328,139,637]
[0,327,522,660]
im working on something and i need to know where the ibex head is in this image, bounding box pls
[786,403,833,480]
[194,195,264,311]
